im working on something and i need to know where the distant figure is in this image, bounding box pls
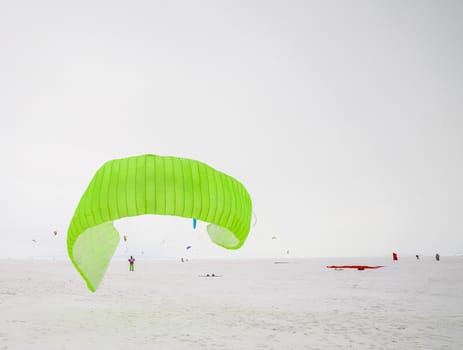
[416,254,420,260]
[181,257,184,263]
[128,256,135,271]
[435,253,440,261]
[392,252,398,261]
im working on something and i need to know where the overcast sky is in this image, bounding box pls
[1,0,462,259]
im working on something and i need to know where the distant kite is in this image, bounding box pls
[326,265,383,270]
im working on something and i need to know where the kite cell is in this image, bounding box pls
[67,154,252,292]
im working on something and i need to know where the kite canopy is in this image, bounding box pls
[67,154,252,292]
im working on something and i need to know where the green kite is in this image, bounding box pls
[67,154,252,291]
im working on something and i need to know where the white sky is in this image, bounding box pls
[1,0,462,259]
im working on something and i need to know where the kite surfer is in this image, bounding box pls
[128,256,135,271]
